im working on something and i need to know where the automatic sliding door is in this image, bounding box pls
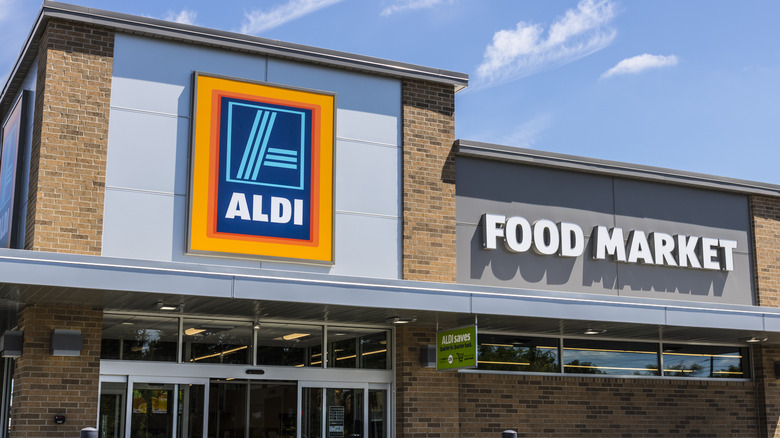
[178,384,205,438]
[208,380,297,438]
[113,380,206,438]
[130,383,176,437]
[300,385,388,438]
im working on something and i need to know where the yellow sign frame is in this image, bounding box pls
[188,73,334,263]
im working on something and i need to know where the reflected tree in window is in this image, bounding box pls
[478,335,559,372]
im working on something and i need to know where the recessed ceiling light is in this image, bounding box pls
[156,300,179,311]
[746,337,767,344]
[387,316,417,324]
[282,333,310,341]
[184,328,206,336]
[584,328,605,335]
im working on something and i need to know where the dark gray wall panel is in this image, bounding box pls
[612,178,751,249]
[456,158,615,225]
[616,252,754,305]
[456,157,754,305]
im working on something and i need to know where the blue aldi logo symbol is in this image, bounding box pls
[226,102,306,190]
[219,98,312,241]
[189,74,334,262]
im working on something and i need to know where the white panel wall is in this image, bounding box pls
[102,34,402,278]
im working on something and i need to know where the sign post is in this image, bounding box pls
[436,325,477,371]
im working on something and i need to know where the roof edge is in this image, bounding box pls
[1,1,469,115]
[43,1,468,87]
[455,139,780,197]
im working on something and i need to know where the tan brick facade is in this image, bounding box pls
[26,20,114,254]
[751,195,780,436]
[396,325,461,437]
[396,324,760,437]
[753,195,780,308]
[10,304,102,437]
[401,79,457,283]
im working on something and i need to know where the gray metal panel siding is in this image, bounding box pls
[455,139,780,197]
[103,33,403,279]
[456,156,754,305]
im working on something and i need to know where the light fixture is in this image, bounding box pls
[1,330,23,358]
[387,316,417,324]
[584,328,606,335]
[253,321,261,330]
[184,328,206,336]
[282,333,310,341]
[156,300,179,311]
[746,337,767,344]
[52,329,82,356]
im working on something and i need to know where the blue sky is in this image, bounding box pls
[2,0,779,184]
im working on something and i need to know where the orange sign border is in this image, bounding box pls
[187,73,334,263]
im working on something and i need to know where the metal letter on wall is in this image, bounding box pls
[187,73,335,263]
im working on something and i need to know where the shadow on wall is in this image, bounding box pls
[468,224,729,298]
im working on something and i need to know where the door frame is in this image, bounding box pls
[100,374,211,438]
[297,381,391,438]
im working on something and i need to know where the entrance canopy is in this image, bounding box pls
[0,248,777,345]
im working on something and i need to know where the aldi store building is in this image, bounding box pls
[3,2,780,437]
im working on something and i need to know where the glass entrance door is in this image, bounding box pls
[99,378,389,437]
[208,379,297,438]
[300,384,388,438]
[98,377,208,438]
[129,382,205,438]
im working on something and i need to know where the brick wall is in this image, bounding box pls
[10,304,102,437]
[25,20,114,254]
[396,324,460,437]
[396,324,760,437]
[459,373,758,437]
[751,195,780,436]
[752,195,780,308]
[401,79,457,283]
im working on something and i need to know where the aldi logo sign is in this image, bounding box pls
[188,73,334,262]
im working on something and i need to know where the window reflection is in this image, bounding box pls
[328,328,389,369]
[101,315,178,361]
[478,334,559,372]
[256,323,323,367]
[662,344,748,378]
[563,339,659,376]
[182,318,252,364]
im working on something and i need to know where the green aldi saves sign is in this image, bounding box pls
[436,326,477,371]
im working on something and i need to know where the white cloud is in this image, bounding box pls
[381,0,452,17]
[601,54,679,78]
[475,0,617,87]
[241,0,345,34]
[164,9,197,25]
[500,113,553,148]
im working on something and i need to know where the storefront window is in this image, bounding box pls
[563,339,659,376]
[101,314,178,361]
[328,328,390,369]
[182,318,252,364]
[478,334,559,372]
[256,323,323,367]
[662,344,748,378]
